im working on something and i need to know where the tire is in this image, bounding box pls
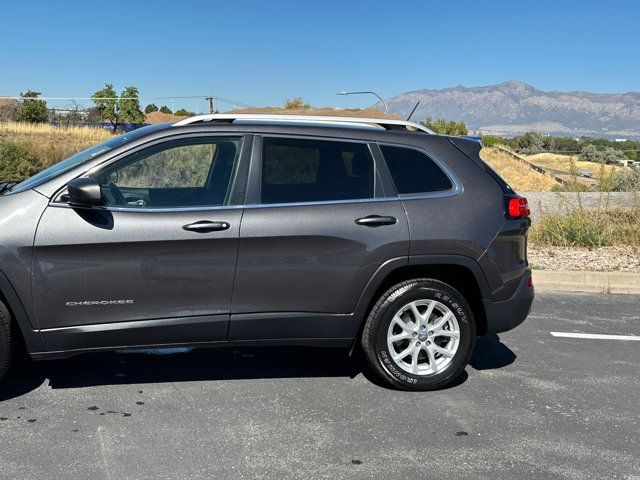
[0,300,16,382]
[361,278,476,391]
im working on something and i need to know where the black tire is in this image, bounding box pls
[361,279,476,391]
[0,300,16,382]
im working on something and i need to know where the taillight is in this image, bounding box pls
[507,196,530,219]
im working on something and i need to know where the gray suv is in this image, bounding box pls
[0,114,534,390]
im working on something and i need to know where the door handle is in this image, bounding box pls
[182,220,230,233]
[355,215,397,227]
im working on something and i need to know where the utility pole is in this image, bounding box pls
[205,96,218,114]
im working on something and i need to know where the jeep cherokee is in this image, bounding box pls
[0,114,534,390]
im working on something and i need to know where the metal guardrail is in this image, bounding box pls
[494,146,567,185]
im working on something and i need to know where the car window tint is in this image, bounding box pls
[380,145,453,194]
[96,137,242,208]
[261,137,374,204]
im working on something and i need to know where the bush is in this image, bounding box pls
[610,168,640,192]
[422,117,468,136]
[284,97,311,109]
[15,90,48,123]
[159,105,173,114]
[580,144,626,164]
[144,104,158,114]
[530,200,640,248]
[0,139,43,181]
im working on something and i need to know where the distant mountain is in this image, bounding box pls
[380,81,640,138]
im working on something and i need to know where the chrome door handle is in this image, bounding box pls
[182,221,230,233]
[355,215,397,227]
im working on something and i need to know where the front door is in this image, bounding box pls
[230,135,409,340]
[33,135,247,348]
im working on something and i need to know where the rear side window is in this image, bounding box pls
[261,137,374,204]
[380,145,453,194]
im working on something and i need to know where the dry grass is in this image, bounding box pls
[530,203,640,247]
[0,121,112,169]
[480,147,558,191]
[525,152,624,179]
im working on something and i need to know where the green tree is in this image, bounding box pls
[91,84,144,131]
[15,90,48,123]
[174,108,195,117]
[159,105,173,114]
[514,131,544,152]
[118,86,145,125]
[422,117,468,136]
[284,97,311,109]
[91,84,119,131]
[144,103,159,114]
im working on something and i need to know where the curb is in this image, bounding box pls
[533,270,640,294]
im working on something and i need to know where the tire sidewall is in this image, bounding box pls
[373,283,475,390]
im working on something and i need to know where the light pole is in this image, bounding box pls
[337,90,389,117]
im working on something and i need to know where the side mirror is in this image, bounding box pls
[67,177,103,206]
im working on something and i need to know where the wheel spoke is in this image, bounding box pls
[389,332,412,342]
[393,344,414,362]
[434,329,460,340]
[392,314,413,334]
[423,301,436,324]
[410,347,420,373]
[432,345,455,358]
[409,302,423,325]
[426,346,437,373]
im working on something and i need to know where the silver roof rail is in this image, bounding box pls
[172,113,434,134]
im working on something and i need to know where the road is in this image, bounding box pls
[0,292,638,479]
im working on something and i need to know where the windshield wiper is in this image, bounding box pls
[0,181,18,195]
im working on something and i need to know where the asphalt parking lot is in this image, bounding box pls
[0,291,638,480]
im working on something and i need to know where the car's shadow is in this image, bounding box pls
[0,335,516,401]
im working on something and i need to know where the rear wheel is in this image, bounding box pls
[361,279,476,391]
[0,301,16,382]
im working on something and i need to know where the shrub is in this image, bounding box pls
[610,168,640,192]
[530,198,640,248]
[284,97,311,109]
[423,117,468,136]
[159,105,173,114]
[0,139,43,181]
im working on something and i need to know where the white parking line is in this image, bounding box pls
[550,332,640,341]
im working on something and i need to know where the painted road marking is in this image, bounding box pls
[550,332,640,341]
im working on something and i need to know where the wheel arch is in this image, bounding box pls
[352,255,491,338]
[0,270,45,353]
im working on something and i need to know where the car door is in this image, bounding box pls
[229,135,409,341]
[33,134,249,350]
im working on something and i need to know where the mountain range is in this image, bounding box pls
[379,81,640,138]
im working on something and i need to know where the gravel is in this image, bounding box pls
[529,245,640,272]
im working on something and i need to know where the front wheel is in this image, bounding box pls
[361,279,476,391]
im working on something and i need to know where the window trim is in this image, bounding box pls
[246,134,383,208]
[50,133,251,212]
[375,141,463,199]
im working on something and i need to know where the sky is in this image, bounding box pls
[0,0,638,112]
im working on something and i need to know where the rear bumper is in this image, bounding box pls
[482,269,534,334]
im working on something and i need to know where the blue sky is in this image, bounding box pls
[0,0,638,111]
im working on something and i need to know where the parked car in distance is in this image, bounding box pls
[0,114,534,390]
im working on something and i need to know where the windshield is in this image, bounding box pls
[7,123,171,195]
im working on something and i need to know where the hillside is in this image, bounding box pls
[380,81,640,138]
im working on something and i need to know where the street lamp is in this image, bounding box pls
[337,90,389,117]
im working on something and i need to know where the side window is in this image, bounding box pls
[95,137,242,208]
[261,137,374,204]
[380,145,453,194]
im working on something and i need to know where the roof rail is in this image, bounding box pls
[172,113,434,134]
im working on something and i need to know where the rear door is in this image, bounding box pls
[33,134,249,349]
[230,135,409,340]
